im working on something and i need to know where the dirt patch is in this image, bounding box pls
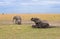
[49,21,60,26]
[0,20,60,26]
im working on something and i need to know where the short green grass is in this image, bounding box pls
[0,24,60,39]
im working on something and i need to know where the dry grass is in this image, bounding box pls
[0,14,60,21]
[0,14,60,39]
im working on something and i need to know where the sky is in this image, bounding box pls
[0,0,60,14]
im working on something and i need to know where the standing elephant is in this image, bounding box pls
[13,16,21,25]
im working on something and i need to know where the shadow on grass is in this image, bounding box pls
[32,26,60,29]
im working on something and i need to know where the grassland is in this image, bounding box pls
[0,24,60,39]
[0,14,60,39]
[0,14,60,21]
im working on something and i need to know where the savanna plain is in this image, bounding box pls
[0,14,60,39]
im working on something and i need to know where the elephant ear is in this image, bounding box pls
[31,18,34,21]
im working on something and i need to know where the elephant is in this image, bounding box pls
[13,16,21,25]
[31,18,49,28]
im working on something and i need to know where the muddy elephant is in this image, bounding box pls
[13,16,21,25]
[31,18,49,28]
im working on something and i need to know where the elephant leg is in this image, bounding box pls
[32,25,37,28]
[15,20,18,24]
[17,20,21,25]
[18,22,21,25]
[32,25,41,28]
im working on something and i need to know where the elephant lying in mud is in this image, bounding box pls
[13,16,21,25]
[31,18,49,28]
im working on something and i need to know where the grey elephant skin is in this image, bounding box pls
[13,16,21,25]
[31,18,49,28]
